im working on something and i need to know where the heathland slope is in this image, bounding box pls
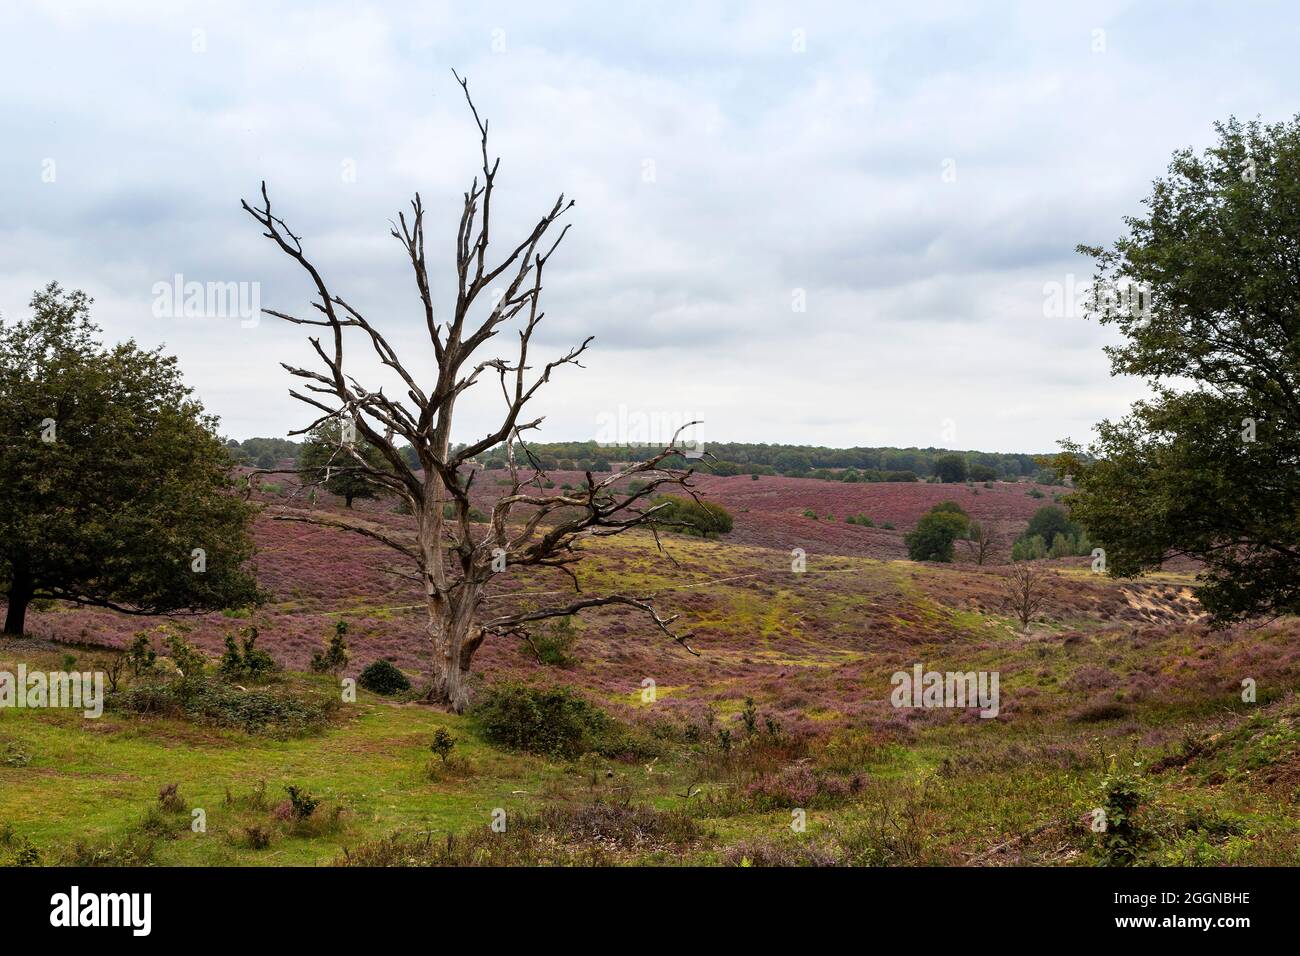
[2,477,1297,865]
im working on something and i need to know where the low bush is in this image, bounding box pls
[649,495,734,537]
[0,825,41,867]
[473,683,645,758]
[157,783,187,814]
[1094,763,1149,866]
[525,616,578,667]
[724,838,841,867]
[59,833,157,867]
[358,659,411,695]
[1071,699,1131,723]
[109,677,337,736]
[218,626,280,682]
[242,825,272,850]
[336,802,703,866]
[740,765,864,810]
[285,785,320,821]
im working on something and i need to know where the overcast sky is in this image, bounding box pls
[2,1,1296,453]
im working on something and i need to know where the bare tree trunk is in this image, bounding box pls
[425,588,480,713]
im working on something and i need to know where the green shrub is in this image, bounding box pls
[311,620,351,675]
[218,626,279,681]
[1012,505,1092,560]
[9,842,41,866]
[109,678,335,736]
[430,727,457,764]
[285,785,320,821]
[60,832,156,866]
[474,683,617,758]
[1096,765,1148,866]
[162,628,207,680]
[1049,532,1071,559]
[358,659,411,695]
[649,495,734,537]
[125,633,158,676]
[1023,505,1078,544]
[1011,534,1048,561]
[528,616,578,667]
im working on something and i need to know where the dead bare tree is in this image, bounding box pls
[963,520,996,566]
[1002,561,1046,630]
[241,72,700,711]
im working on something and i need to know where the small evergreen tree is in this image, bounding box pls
[311,619,351,676]
[298,421,390,508]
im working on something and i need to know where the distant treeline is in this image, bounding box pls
[225,437,1062,484]
[225,437,302,469]
[476,442,1059,483]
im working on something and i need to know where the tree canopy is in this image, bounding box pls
[905,503,971,562]
[298,421,392,507]
[1023,505,1080,546]
[933,454,968,483]
[1065,116,1300,622]
[0,284,262,634]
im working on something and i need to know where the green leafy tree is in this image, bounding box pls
[1067,117,1300,622]
[298,421,391,508]
[648,495,734,537]
[1022,505,1080,546]
[905,508,970,562]
[1011,534,1048,561]
[773,450,811,475]
[934,454,968,483]
[1049,532,1073,559]
[0,284,262,635]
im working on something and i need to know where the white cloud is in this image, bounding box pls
[2,0,1296,452]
